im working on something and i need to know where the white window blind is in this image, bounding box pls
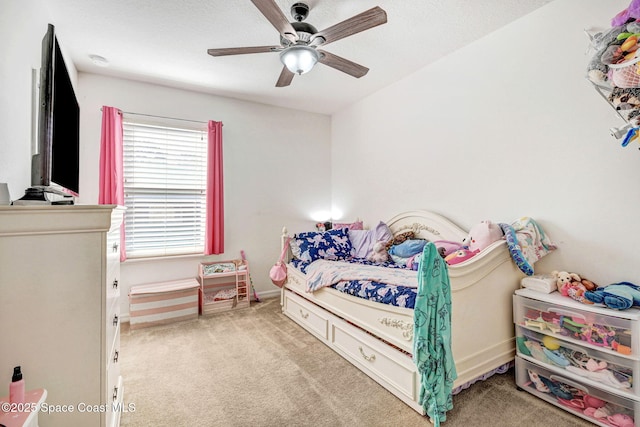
[123,120,207,258]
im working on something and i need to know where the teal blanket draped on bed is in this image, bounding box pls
[413,242,457,426]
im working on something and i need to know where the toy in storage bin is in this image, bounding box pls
[198,259,250,315]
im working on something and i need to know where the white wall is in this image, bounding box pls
[0,0,52,198]
[78,74,331,317]
[331,0,637,285]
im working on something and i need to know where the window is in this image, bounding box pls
[123,119,207,258]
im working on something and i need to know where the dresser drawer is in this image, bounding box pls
[516,326,637,398]
[106,370,123,427]
[283,291,329,341]
[331,318,417,401]
[106,228,120,264]
[516,357,638,427]
[106,268,120,315]
[106,298,120,357]
[514,293,638,357]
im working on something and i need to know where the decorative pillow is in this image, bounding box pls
[348,229,373,258]
[385,231,415,251]
[388,239,428,258]
[433,240,465,257]
[348,221,393,259]
[289,238,301,259]
[295,228,353,262]
[332,220,363,231]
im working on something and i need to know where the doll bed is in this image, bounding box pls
[279,210,526,415]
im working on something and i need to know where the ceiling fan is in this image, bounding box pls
[207,0,387,87]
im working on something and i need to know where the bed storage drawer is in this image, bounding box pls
[513,291,639,357]
[331,317,417,401]
[516,326,637,398]
[283,290,330,341]
[516,356,639,427]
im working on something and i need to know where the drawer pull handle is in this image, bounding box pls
[113,314,119,327]
[299,309,309,319]
[112,242,119,252]
[113,350,119,363]
[112,386,118,402]
[112,279,119,289]
[359,346,376,362]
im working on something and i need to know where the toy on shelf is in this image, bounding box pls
[522,307,632,355]
[553,270,597,304]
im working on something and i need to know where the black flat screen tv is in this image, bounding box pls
[31,23,80,197]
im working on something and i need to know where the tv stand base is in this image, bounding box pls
[13,187,74,206]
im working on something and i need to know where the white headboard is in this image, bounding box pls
[386,210,468,242]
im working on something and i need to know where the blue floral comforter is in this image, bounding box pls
[291,258,417,309]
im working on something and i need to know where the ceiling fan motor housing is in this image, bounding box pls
[291,3,309,22]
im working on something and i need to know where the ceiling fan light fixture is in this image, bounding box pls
[280,45,319,75]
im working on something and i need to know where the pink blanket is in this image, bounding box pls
[305,260,419,292]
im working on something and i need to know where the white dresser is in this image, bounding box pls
[0,205,125,427]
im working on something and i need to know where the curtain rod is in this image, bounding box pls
[100,108,207,125]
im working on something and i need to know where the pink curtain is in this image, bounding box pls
[98,106,126,261]
[205,120,224,255]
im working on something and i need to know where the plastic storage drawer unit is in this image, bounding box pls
[516,326,638,398]
[516,356,638,427]
[514,290,640,357]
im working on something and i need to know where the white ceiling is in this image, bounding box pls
[46,0,553,115]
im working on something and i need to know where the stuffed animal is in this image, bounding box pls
[444,249,477,265]
[552,270,597,304]
[612,0,640,27]
[463,220,504,253]
[367,241,389,264]
[586,25,627,85]
[584,282,640,310]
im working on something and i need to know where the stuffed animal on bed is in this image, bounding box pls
[553,270,597,304]
[463,221,504,253]
[367,241,389,264]
[444,249,477,265]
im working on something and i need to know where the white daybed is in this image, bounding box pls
[279,210,525,414]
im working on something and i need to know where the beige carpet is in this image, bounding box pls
[119,297,592,427]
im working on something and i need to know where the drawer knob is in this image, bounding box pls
[359,346,376,362]
[113,350,119,363]
[112,386,118,402]
[112,279,119,289]
[112,242,119,252]
[299,309,309,319]
[113,314,119,327]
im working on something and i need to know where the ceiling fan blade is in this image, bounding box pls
[275,66,295,87]
[317,50,368,78]
[311,6,387,46]
[207,46,281,57]
[251,0,298,43]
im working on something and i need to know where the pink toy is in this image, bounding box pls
[444,249,478,265]
[463,220,503,253]
[553,270,596,305]
[583,395,606,409]
[612,0,640,26]
[608,413,635,427]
